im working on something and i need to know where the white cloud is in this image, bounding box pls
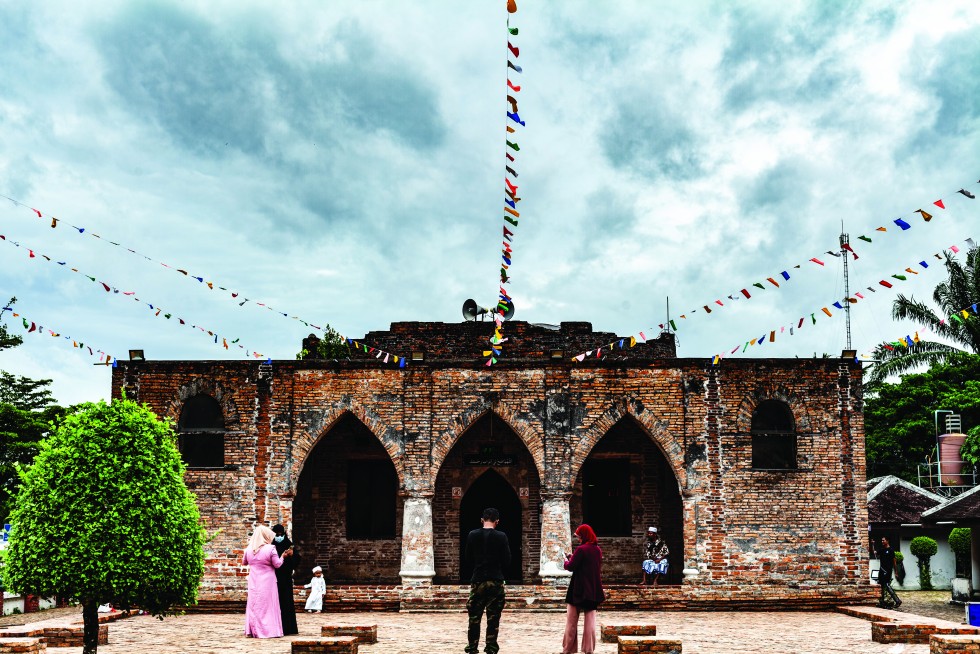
[1,0,980,405]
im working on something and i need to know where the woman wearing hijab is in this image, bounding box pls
[242,524,292,638]
[562,524,604,654]
[271,524,299,635]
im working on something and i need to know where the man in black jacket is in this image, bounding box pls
[877,536,902,609]
[464,507,511,654]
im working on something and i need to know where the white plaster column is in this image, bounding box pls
[399,494,436,587]
[538,493,573,583]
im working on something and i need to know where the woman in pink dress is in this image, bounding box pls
[242,525,293,638]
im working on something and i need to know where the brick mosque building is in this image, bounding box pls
[111,320,875,609]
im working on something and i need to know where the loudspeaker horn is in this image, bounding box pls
[463,299,489,321]
[499,299,516,321]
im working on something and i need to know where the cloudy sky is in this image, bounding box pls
[1,0,979,406]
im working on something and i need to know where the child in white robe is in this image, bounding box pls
[304,566,326,612]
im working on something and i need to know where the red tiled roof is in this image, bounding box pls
[922,484,980,524]
[868,477,943,524]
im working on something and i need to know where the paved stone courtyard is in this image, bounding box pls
[3,609,935,653]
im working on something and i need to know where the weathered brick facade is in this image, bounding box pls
[110,321,874,608]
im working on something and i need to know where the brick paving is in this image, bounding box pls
[8,609,934,654]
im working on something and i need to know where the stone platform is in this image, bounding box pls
[1,608,937,653]
[192,583,879,613]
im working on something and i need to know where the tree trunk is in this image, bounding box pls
[82,599,99,654]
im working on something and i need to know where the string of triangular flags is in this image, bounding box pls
[1,304,117,365]
[487,0,523,367]
[0,231,267,358]
[568,238,973,363]
[861,300,979,360]
[710,238,974,364]
[344,338,407,368]
[0,197,405,364]
[569,178,978,362]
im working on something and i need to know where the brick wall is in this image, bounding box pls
[111,320,870,605]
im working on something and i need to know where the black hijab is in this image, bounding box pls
[271,524,292,556]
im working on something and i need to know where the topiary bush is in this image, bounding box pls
[949,528,972,578]
[910,536,938,589]
[894,551,906,584]
[3,399,206,653]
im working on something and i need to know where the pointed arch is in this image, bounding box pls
[458,469,523,582]
[569,406,685,583]
[430,403,545,486]
[569,398,684,488]
[164,378,241,429]
[733,384,812,434]
[292,410,402,584]
[432,409,542,584]
[291,402,405,493]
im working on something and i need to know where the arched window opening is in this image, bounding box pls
[750,399,796,470]
[346,459,397,539]
[582,458,632,536]
[571,416,683,584]
[178,395,225,468]
[293,412,402,584]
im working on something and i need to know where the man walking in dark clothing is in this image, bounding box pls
[464,507,511,654]
[877,536,902,609]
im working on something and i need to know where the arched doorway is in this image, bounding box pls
[292,413,401,585]
[459,469,523,582]
[433,412,541,584]
[571,416,683,584]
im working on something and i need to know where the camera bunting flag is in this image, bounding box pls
[569,177,979,362]
[0,213,406,367]
[345,339,407,367]
[0,230,412,364]
[0,195,406,364]
[709,238,974,363]
[863,299,980,358]
[0,303,117,365]
[0,232,268,357]
[487,0,524,367]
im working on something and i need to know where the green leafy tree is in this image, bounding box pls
[949,528,972,578]
[909,536,938,590]
[2,398,206,653]
[296,323,350,360]
[961,424,980,467]
[864,354,980,480]
[866,247,980,388]
[0,297,66,521]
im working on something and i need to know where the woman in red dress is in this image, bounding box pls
[562,524,605,654]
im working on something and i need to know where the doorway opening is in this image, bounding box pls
[459,469,523,583]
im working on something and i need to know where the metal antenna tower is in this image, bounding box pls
[840,229,852,350]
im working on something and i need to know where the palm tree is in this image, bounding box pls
[865,246,980,387]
